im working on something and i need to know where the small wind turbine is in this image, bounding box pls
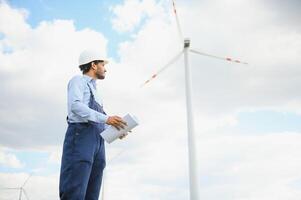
[142,1,248,199]
[0,174,32,200]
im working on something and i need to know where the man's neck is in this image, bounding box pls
[84,72,96,80]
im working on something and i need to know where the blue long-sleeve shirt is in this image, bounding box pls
[67,74,109,123]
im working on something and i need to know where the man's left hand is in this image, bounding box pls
[119,131,132,140]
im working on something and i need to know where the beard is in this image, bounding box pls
[96,70,105,79]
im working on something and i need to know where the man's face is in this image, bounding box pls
[94,62,107,80]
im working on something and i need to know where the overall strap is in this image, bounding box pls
[87,82,106,115]
[87,83,95,99]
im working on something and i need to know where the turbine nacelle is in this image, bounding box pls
[184,38,190,48]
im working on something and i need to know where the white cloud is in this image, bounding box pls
[0,148,24,168]
[196,132,301,200]
[0,1,31,51]
[110,0,164,33]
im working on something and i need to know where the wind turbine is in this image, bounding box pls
[142,1,248,199]
[0,174,32,200]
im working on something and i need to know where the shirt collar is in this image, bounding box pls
[83,74,96,88]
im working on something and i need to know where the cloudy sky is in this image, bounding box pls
[0,0,300,199]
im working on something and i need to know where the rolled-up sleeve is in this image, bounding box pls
[68,77,109,123]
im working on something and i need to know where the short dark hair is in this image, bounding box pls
[79,60,103,74]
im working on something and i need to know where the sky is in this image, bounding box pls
[0,0,301,199]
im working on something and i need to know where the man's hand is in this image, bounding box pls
[106,116,127,130]
[119,131,132,140]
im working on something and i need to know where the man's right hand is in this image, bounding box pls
[106,116,127,130]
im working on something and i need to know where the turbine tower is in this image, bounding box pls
[142,1,247,199]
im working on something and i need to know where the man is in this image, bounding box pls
[59,49,128,200]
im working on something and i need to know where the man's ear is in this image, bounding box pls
[91,62,97,70]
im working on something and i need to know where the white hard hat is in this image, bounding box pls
[78,49,108,66]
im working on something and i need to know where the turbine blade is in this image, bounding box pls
[190,49,248,65]
[23,189,30,200]
[0,187,20,190]
[172,0,183,41]
[141,50,183,87]
[22,174,33,187]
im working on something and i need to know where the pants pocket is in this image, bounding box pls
[72,125,96,163]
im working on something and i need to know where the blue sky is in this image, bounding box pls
[0,150,56,175]
[1,0,301,199]
[235,111,301,134]
[9,0,133,59]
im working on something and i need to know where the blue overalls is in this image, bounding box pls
[59,83,106,200]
